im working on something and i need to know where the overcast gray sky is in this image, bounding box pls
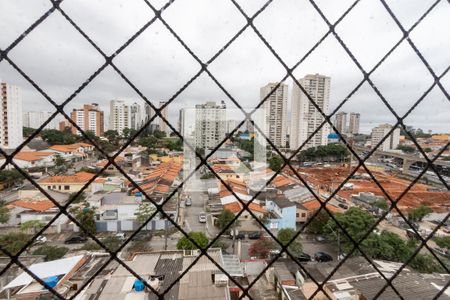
[0,0,449,134]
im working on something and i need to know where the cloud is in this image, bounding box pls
[0,0,448,134]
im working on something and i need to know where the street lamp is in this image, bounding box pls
[326,223,341,261]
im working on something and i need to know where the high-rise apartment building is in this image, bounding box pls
[335,112,347,135]
[143,101,170,136]
[261,83,288,148]
[70,103,104,136]
[23,111,57,130]
[371,124,400,151]
[349,112,360,135]
[178,108,185,136]
[0,83,23,149]
[130,102,143,130]
[109,100,130,136]
[195,101,226,149]
[290,74,330,150]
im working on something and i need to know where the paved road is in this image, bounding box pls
[184,191,207,233]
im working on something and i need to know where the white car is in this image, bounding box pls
[198,213,207,223]
[35,236,47,244]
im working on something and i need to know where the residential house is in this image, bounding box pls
[265,197,297,230]
[38,171,95,193]
[223,201,267,221]
[44,143,94,162]
[0,151,56,170]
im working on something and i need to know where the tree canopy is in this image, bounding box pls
[176,232,209,250]
[268,156,284,172]
[40,129,78,145]
[248,237,276,259]
[217,209,236,230]
[0,233,29,256]
[135,203,156,224]
[0,202,10,224]
[32,245,68,261]
[70,204,96,236]
[408,205,432,222]
[297,144,349,162]
[277,228,302,256]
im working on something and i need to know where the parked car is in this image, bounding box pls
[198,213,207,223]
[314,252,333,262]
[185,198,192,206]
[229,230,245,240]
[115,232,126,241]
[35,235,47,244]
[295,252,311,262]
[64,236,87,244]
[248,231,261,240]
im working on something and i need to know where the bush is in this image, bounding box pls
[33,245,68,261]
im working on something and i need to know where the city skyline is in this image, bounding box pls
[0,1,448,134]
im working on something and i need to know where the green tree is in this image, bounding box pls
[423,147,433,153]
[217,209,236,230]
[409,253,445,273]
[268,156,284,172]
[68,192,86,204]
[0,233,29,256]
[104,130,120,143]
[40,129,78,145]
[0,202,10,224]
[167,138,183,151]
[248,237,276,259]
[32,245,68,261]
[307,209,330,234]
[297,144,349,162]
[396,145,416,153]
[373,199,389,210]
[153,130,166,139]
[361,231,412,262]
[434,236,450,250]
[408,205,432,222]
[134,203,156,224]
[122,128,138,140]
[54,154,67,168]
[277,228,302,256]
[70,204,96,236]
[23,127,35,138]
[176,232,209,250]
[20,220,44,234]
[325,207,376,254]
[0,170,26,188]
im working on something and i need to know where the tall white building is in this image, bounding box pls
[290,74,330,150]
[1,83,23,149]
[371,124,400,151]
[23,111,57,130]
[334,112,347,135]
[195,101,226,149]
[349,112,360,135]
[261,83,288,148]
[109,100,131,135]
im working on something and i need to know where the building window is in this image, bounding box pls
[64,185,70,190]
[301,213,306,218]
[296,213,299,217]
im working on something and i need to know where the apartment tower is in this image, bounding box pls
[23,111,57,130]
[371,124,400,151]
[335,112,347,135]
[349,112,360,135]
[290,74,330,150]
[0,83,23,149]
[194,101,226,149]
[109,100,130,136]
[70,103,104,136]
[260,82,288,148]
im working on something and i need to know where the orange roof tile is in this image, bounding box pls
[39,171,95,184]
[302,199,342,213]
[155,184,170,193]
[9,200,55,212]
[223,202,267,214]
[14,151,54,162]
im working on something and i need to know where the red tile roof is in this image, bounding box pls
[39,171,95,184]
[223,201,267,214]
[14,152,54,162]
[8,200,55,212]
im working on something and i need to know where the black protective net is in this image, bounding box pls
[0,0,449,299]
